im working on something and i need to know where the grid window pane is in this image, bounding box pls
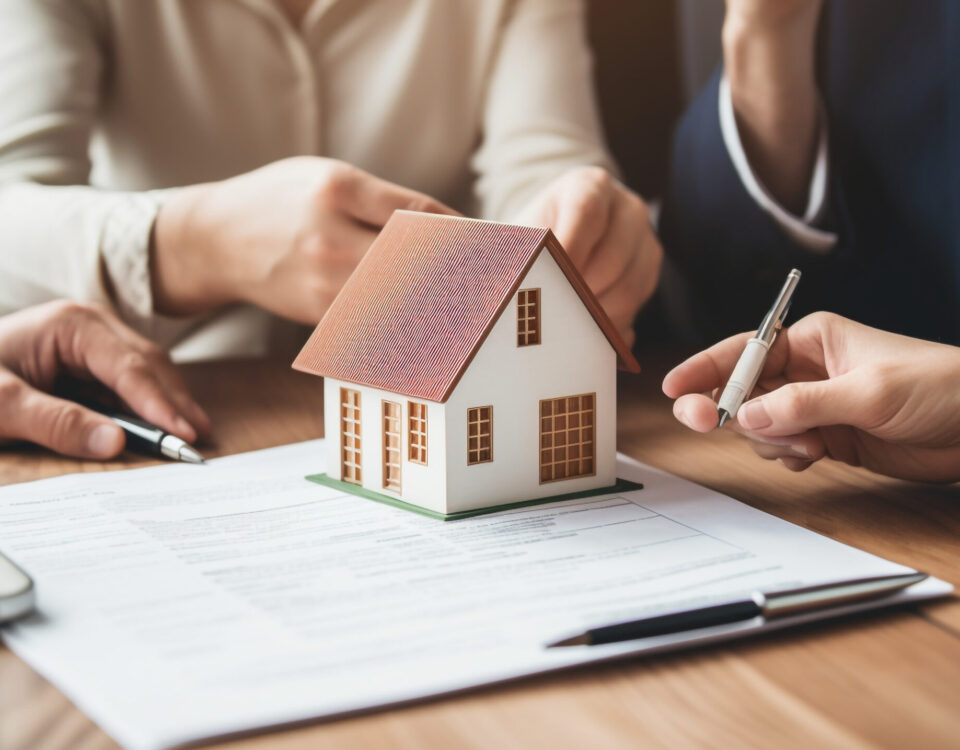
[407,401,428,465]
[538,393,596,483]
[382,400,402,492]
[467,406,493,465]
[517,289,541,347]
[340,388,362,485]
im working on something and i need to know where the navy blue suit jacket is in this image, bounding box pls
[661,1,960,345]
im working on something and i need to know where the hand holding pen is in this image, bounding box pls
[0,301,209,460]
[662,297,960,482]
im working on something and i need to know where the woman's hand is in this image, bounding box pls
[152,157,458,324]
[515,167,663,347]
[662,312,960,482]
[0,301,209,459]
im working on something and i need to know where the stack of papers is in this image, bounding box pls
[0,441,949,750]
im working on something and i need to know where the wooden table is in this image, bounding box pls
[2,359,959,750]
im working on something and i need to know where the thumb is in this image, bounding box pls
[3,379,125,459]
[737,374,869,436]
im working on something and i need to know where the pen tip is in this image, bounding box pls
[717,409,729,428]
[546,634,590,648]
[179,446,206,464]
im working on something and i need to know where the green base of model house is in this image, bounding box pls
[305,473,644,521]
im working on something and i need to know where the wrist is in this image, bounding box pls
[151,185,232,316]
[722,8,822,214]
[723,19,818,128]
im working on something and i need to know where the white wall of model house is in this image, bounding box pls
[444,247,617,513]
[322,245,617,515]
[323,379,448,513]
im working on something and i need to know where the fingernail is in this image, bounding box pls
[673,402,691,428]
[790,443,813,459]
[738,399,772,429]
[88,424,122,457]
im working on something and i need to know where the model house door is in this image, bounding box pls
[340,387,362,485]
[539,393,595,483]
[382,400,402,493]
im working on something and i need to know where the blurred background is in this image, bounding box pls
[588,0,725,344]
[588,0,724,202]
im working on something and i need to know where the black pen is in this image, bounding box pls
[547,572,926,647]
[106,413,205,464]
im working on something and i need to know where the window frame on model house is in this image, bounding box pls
[467,406,493,465]
[381,399,402,493]
[539,393,596,484]
[516,288,541,346]
[340,387,363,485]
[408,401,428,465]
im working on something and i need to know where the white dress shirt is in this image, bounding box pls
[0,0,613,359]
[718,76,838,254]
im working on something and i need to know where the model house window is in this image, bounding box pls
[539,394,595,483]
[517,288,541,346]
[467,406,493,465]
[382,400,402,492]
[408,401,428,465]
[340,387,362,485]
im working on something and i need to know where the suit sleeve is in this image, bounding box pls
[659,68,856,343]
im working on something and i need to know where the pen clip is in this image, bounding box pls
[757,270,801,343]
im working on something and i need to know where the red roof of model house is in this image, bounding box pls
[292,211,641,402]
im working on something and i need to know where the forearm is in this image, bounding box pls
[0,183,154,313]
[471,0,615,220]
[661,68,851,344]
[722,4,822,214]
[151,183,233,317]
[0,181,226,356]
[0,0,230,324]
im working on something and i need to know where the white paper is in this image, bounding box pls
[0,441,950,750]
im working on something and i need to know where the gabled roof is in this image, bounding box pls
[292,211,640,402]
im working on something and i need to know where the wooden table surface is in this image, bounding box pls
[2,358,959,750]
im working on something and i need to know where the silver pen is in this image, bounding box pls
[547,571,926,647]
[106,413,206,464]
[717,268,802,427]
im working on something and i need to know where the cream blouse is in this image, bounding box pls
[0,0,613,359]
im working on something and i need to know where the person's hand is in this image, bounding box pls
[662,312,960,482]
[152,157,458,324]
[0,301,210,460]
[515,167,662,347]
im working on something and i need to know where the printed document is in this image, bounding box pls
[0,441,949,750]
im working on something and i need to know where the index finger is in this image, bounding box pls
[56,311,210,441]
[338,169,460,227]
[662,329,790,399]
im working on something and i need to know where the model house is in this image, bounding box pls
[293,210,640,517]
